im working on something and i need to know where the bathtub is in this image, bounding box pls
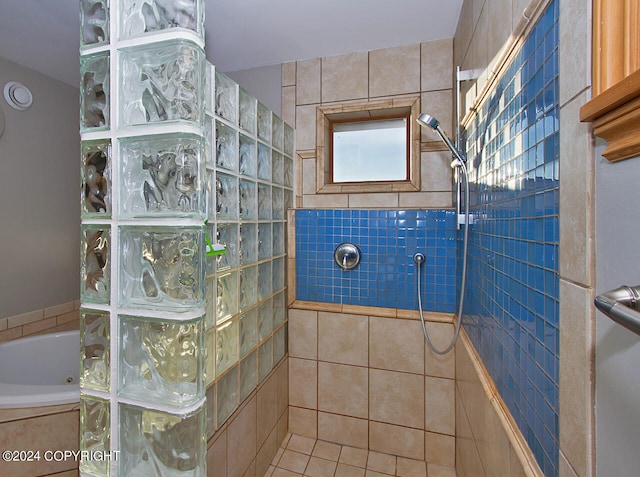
[0,330,80,408]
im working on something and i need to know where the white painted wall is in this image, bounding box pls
[595,140,640,475]
[0,56,80,319]
[226,64,282,116]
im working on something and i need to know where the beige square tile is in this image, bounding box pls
[396,456,427,477]
[370,44,421,97]
[277,358,289,418]
[423,322,456,379]
[7,308,43,328]
[348,193,399,209]
[289,309,318,359]
[297,58,321,105]
[369,369,424,428]
[227,396,257,477]
[282,62,296,87]
[335,463,366,477]
[419,91,453,143]
[305,456,337,477]
[289,358,317,408]
[282,85,296,127]
[274,467,304,477]
[207,431,227,477]
[399,192,452,209]
[289,407,318,439]
[322,52,369,103]
[302,157,318,196]
[369,316,424,374]
[278,410,290,447]
[421,150,453,193]
[265,465,276,477]
[243,459,256,477]
[367,451,396,474]
[272,445,285,466]
[369,421,425,461]
[257,371,279,447]
[279,449,311,474]
[312,440,342,461]
[420,39,454,92]
[318,312,368,366]
[558,0,590,105]
[339,446,369,468]
[364,470,391,477]
[426,463,457,477]
[303,193,349,209]
[288,434,317,455]
[318,362,368,419]
[425,377,455,435]
[257,428,278,477]
[296,104,318,151]
[318,412,368,449]
[425,431,455,467]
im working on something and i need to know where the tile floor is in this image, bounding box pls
[265,433,457,477]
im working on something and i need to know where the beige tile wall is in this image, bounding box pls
[0,300,80,342]
[287,305,456,464]
[207,356,289,477]
[281,39,455,210]
[454,0,596,475]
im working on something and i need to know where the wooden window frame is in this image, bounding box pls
[580,0,640,162]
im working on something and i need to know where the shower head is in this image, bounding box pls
[416,113,467,167]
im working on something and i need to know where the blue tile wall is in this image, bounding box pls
[462,1,559,475]
[295,209,457,312]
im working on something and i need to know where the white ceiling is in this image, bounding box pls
[0,0,463,87]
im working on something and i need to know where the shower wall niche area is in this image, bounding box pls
[79,1,293,475]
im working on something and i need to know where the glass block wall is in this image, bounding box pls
[79,1,291,475]
[295,209,457,312]
[203,66,293,436]
[461,1,559,475]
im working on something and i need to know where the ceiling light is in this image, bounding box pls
[4,82,33,111]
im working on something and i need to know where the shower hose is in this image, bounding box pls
[416,160,470,355]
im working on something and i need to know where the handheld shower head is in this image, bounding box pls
[416,113,466,166]
[417,113,440,131]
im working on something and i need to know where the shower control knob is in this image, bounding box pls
[413,252,426,265]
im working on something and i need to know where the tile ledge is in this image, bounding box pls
[290,300,454,323]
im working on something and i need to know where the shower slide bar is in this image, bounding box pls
[594,285,640,337]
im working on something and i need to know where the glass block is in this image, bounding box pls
[81,139,111,217]
[272,151,284,185]
[258,223,272,260]
[239,88,256,134]
[258,183,272,220]
[239,223,257,265]
[80,395,110,476]
[80,0,109,48]
[258,262,273,302]
[258,298,273,341]
[240,265,258,311]
[273,222,285,256]
[120,403,206,477]
[216,172,239,220]
[205,276,215,329]
[215,70,237,124]
[120,226,205,310]
[240,308,258,357]
[205,115,214,168]
[284,155,294,188]
[258,337,273,383]
[239,351,257,402]
[239,134,257,177]
[205,383,216,438]
[273,290,286,327]
[274,324,286,364]
[272,187,284,220]
[284,189,293,212]
[215,120,237,172]
[205,220,216,275]
[257,102,271,144]
[284,122,294,156]
[205,63,213,115]
[119,315,205,405]
[215,223,239,270]
[80,310,110,392]
[216,271,238,323]
[119,133,205,218]
[272,115,284,151]
[120,39,204,126]
[239,179,257,220]
[81,226,110,304]
[257,142,271,181]
[273,256,285,292]
[206,327,215,385]
[120,0,204,40]
[205,170,216,221]
[216,365,238,426]
[80,52,109,131]
[216,317,238,375]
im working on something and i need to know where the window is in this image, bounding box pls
[331,117,409,183]
[315,96,421,193]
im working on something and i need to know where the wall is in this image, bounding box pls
[0,56,80,322]
[226,64,282,117]
[454,0,595,476]
[594,143,640,475]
